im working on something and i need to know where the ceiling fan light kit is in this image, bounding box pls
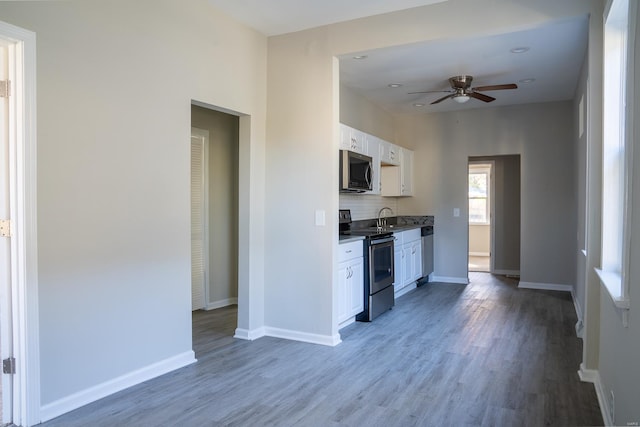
[453,94,470,103]
[408,74,518,105]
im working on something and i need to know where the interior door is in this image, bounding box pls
[190,128,208,311]
[0,42,13,425]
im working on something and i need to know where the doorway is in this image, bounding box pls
[190,105,239,337]
[468,155,521,276]
[0,20,39,427]
[468,162,493,272]
[1,38,12,426]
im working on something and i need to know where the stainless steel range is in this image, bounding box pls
[339,210,395,321]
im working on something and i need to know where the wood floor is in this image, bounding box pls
[41,273,603,426]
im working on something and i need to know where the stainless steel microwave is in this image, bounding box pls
[339,150,373,193]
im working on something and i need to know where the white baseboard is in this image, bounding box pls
[206,297,238,310]
[430,275,469,285]
[578,365,611,426]
[469,252,490,257]
[264,326,341,347]
[234,326,341,347]
[571,290,584,338]
[234,327,265,341]
[518,281,573,292]
[40,350,196,422]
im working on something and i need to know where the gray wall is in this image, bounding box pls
[396,102,575,285]
[191,106,239,306]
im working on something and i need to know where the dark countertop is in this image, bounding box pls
[339,215,434,240]
[350,215,434,231]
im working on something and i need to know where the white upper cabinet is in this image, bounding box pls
[339,123,412,197]
[400,147,413,196]
[340,124,367,154]
[381,147,414,197]
[380,140,400,166]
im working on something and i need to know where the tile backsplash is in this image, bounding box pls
[339,194,398,221]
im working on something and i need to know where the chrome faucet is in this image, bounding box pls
[377,207,394,229]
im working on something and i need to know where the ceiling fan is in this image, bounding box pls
[409,75,518,105]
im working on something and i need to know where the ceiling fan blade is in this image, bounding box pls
[472,83,518,91]
[407,90,452,95]
[431,93,455,104]
[469,92,496,103]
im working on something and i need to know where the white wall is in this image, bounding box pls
[266,28,339,340]
[0,0,267,416]
[396,102,576,285]
[191,106,239,306]
[468,225,490,255]
[340,84,396,143]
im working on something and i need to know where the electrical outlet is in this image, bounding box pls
[609,390,615,422]
[453,208,460,217]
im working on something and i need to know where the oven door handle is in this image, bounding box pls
[370,236,395,245]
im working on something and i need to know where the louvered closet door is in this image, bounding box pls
[191,133,206,310]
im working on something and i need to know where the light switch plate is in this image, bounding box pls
[315,210,326,226]
[453,208,460,217]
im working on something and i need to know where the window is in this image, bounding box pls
[468,164,491,225]
[596,0,634,310]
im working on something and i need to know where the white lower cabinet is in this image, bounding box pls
[393,229,423,296]
[338,240,364,327]
[406,239,422,282]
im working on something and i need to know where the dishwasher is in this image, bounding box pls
[418,225,433,286]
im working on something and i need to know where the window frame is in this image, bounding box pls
[468,164,492,226]
[596,0,635,311]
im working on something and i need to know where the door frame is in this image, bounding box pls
[0,19,40,427]
[467,160,494,273]
[1,36,13,426]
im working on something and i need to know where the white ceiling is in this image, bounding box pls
[340,17,589,114]
[207,0,448,36]
[207,1,589,115]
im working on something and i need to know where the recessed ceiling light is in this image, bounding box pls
[353,55,368,60]
[510,47,530,54]
[388,83,403,88]
[413,103,425,107]
[519,78,536,83]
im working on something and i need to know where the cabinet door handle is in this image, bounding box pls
[345,249,352,253]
